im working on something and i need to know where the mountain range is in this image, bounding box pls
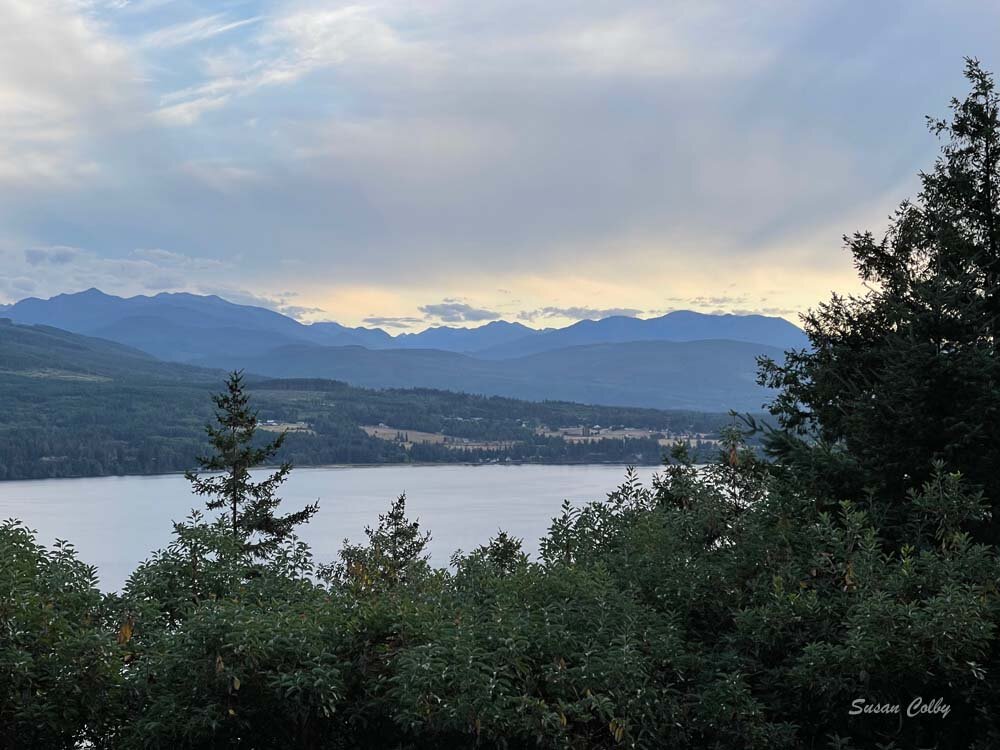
[0,318,749,481]
[0,289,806,410]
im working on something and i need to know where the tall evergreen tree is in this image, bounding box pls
[185,371,318,557]
[759,58,1000,542]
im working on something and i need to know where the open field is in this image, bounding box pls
[259,421,315,435]
[0,368,112,382]
[361,423,722,454]
[362,425,516,451]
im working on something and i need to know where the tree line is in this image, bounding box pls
[0,375,733,480]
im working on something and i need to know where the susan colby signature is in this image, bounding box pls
[849,697,951,720]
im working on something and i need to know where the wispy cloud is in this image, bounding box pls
[25,246,84,266]
[519,306,643,322]
[154,4,438,126]
[141,14,261,50]
[651,295,799,319]
[279,304,326,320]
[363,315,425,329]
[154,96,230,126]
[419,302,501,323]
[685,295,750,307]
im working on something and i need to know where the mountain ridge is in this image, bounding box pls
[0,289,807,361]
[0,309,781,410]
[190,337,780,411]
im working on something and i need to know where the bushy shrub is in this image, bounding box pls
[0,520,121,749]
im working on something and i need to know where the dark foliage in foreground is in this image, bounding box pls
[3,446,996,748]
[759,59,1000,545]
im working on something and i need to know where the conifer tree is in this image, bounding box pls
[185,371,318,558]
[759,58,1000,542]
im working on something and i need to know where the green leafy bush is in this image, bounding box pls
[0,520,121,749]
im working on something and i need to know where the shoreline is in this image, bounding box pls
[0,459,667,485]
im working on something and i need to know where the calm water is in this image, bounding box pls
[0,464,660,591]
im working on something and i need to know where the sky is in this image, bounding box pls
[1,0,998,329]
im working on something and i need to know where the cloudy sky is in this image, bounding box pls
[1,0,997,328]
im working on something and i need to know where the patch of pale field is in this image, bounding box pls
[363,425,447,444]
[259,421,315,435]
[361,425,515,451]
[0,368,111,382]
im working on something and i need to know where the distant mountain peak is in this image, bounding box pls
[2,289,807,366]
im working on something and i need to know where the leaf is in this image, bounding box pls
[232,676,241,691]
[117,618,134,645]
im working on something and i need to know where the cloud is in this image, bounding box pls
[142,273,182,290]
[543,5,782,79]
[0,0,140,185]
[155,96,230,126]
[363,316,424,329]
[175,161,262,192]
[3,0,999,326]
[0,276,37,297]
[279,305,326,320]
[0,247,327,320]
[191,285,325,320]
[141,14,261,50]
[649,295,800,319]
[130,249,218,275]
[0,245,227,303]
[725,307,800,318]
[519,306,643,321]
[25,246,83,266]
[131,248,194,264]
[265,6,429,71]
[154,4,439,126]
[684,295,750,307]
[419,302,501,323]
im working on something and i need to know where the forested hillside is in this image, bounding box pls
[193,338,779,411]
[0,321,734,480]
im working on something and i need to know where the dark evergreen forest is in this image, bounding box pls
[0,370,734,479]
